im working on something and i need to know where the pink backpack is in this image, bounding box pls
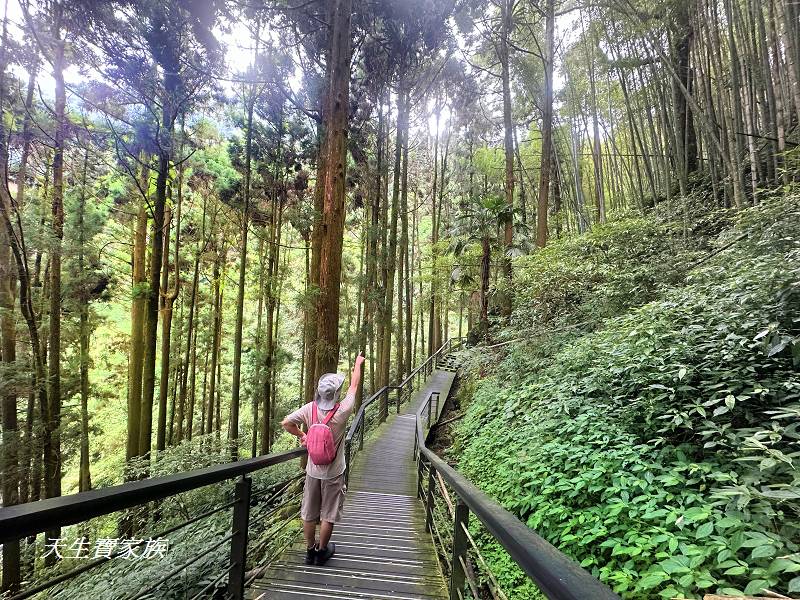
[307,403,340,465]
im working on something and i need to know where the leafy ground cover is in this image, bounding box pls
[450,195,800,599]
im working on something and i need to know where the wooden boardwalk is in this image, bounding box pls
[250,370,456,600]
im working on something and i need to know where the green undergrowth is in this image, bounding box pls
[451,195,800,599]
[30,433,302,599]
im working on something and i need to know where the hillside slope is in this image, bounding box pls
[451,197,800,599]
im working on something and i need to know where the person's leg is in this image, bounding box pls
[303,520,318,549]
[316,473,346,565]
[319,520,334,549]
[300,475,323,563]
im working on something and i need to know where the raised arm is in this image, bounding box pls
[346,352,366,400]
[348,352,366,396]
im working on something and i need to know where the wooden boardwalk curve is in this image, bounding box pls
[249,369,457,600]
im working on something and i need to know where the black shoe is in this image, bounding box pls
[315,542,335,566]
[305,546,318,565]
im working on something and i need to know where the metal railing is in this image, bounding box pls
[344,339,458,483]
[0,338,615,600]
[0,448,306,600]
[414,378,621,599]
[0,341,458,600]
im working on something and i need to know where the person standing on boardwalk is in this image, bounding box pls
[281,352,366,566]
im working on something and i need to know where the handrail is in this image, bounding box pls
[414,354,620,599]
[0,339,462,600]
[0,447,306,544]
[345,384,389,444]
[343,338,463,481]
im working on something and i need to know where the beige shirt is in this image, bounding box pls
[285,390,356,480]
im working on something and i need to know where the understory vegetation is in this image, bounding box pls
[39,434,301,599]
[452,194,800,599]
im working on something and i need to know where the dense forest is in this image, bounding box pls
[0,0,798,598]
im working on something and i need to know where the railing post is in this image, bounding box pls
[397,385,401,414]
[425,464,436,533]
[449,500,469,600]
[227,475,252,600]
[359,418,365,450]
[416,457,424,499]
[427,395,433,430]
[434,392,440,419]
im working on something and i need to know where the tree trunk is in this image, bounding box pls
[45,15,67,554]
[77,148,92,493]
[157,171,181,453]
[176,252,199,445]
[230,88,257,460]
[537,0,555,247]
[252,235,265,456]
[0,19,21,585]
[140,70,177,460]
[0,168,20,598]
[479,237,490,338]
[428,102,440,358]
[673,0,699,190]
[314,0,353,378]
[127,185,148,462]
[187,319,199,441]
[396,132,407,379]
[381,89,405,398]
[500,0,514,314]
[261,197,279,455]
[402,129,412,376]
[207,239,224,441]
[584,24,606,224]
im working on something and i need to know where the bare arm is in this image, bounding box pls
[281,414,307,445]
[340,352,366,413]
[347,352,366,397]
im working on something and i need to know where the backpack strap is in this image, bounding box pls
[321,403,339,425]
[311,402,340,426]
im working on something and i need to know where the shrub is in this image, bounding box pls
[453,197,800,599]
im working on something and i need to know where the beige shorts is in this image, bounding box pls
[301,473,347,523]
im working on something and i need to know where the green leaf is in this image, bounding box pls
[715,517,740,530]
[696,522,714,538]
[724,566,747,575]
[638,572,668,590]
[789,576,800,593]
[717,549,734,563]
[751,545,776,559]
[743,579,768,595]
[695,578,715,589]
[661,556,691,574]
[683,506,709,523]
